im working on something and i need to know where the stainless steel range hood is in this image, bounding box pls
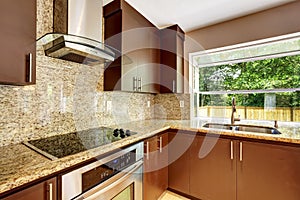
[37,0,116,65]
[38,33,115,65]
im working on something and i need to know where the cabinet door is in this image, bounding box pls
[160,28,177,93]
[137,54,160,93]
[0,0,36,85]
[122,7,160,94]
[121,3,140,92]
[103,8,122,91]
[237,141,300,200]
[168,132,194,194]
[144,134,168,200]
[176,35,184,93]
[137,28,160,93]
[160,25,184,93]
[3,177,56,200]
[123,36,160,93]
[156,133,168,196]
[121,50,138,92]
[190,136,236,200]
[144,136,159,200]
[104,0,160,93]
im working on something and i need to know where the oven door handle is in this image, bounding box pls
[74,160,143,200]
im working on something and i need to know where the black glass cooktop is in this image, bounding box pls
[23,127,137,160]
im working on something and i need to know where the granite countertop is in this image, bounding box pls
[0,119,299,196]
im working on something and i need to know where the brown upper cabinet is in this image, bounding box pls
[160,25,185,93]
[0,0,36,85]
[103,0,160,93]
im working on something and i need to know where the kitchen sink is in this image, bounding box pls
[202,123,282,134]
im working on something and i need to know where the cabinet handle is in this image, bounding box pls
[230,141,234,160]
[138,77,142,91]
[239,142,243,162]
[172,80,175,93]
[28,53,33,82]
[146,141,149,160]
[159,136,162,153]
[133,77,137,91]
[48,183,53,200]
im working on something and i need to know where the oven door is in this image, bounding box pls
[73,160,143,200]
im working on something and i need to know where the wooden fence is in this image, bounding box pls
[198,106,300,122]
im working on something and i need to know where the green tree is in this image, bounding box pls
[199,55,300,107]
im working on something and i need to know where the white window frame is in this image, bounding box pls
[189,32,300,119]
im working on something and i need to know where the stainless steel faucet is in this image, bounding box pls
[231,97,240,125]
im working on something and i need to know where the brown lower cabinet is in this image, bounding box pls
[3,177,56,200]
[171,133,300,200]
[237,141,300,200]
[168,132,194,194]
[143,133,168,200]
[190,136,236,200]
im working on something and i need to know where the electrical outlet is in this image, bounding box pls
[147,101,151,107]
[180,100,184,108]
[106,101,112,112]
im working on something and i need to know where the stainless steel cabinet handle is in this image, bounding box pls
[28,53,33,82]
[49,183,53,200]
[138,77,142,91]
[146,141,149,160]
[172,80,175,93]
[230,141,234,160]
[133,77,137,91]
[240,142,243,162]
[159,136,162,153]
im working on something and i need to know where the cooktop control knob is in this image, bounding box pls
[119,129,125,138]
[113,129,119,137]
[113,128,134,139]
[125,130,131,136]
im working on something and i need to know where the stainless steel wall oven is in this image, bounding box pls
[61,142,143,200]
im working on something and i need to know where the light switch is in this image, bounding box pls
[147,101,151,107]
[180,100,184,108]
[106,101,112,112]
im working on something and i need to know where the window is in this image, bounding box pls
[190,33,300,124]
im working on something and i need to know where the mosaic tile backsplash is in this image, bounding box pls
[0,0,190,147]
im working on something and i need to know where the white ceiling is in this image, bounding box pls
[122,0,294,32]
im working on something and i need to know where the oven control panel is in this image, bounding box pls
[82,150,136,192]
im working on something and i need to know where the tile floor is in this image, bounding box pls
[158,191,190,200]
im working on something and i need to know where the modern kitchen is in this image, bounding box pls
[0,0,300,200]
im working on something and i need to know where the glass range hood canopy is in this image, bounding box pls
[37,33,118,66]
